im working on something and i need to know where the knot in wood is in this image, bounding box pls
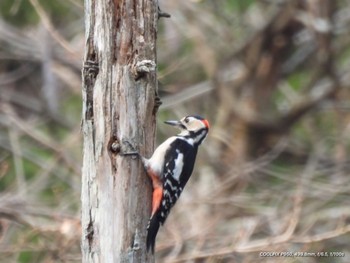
[134,60,156,80]
[83,60,99,77]
[110,140,120,154]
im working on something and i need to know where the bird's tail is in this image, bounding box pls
[146,215,160,253]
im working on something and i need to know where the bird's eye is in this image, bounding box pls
[184,117,190,123]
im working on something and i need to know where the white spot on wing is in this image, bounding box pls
[172,153,184,182]
[165,180,177,192]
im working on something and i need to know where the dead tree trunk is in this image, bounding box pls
[81,0,158,262]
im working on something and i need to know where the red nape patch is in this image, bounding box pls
[202,119,210,129]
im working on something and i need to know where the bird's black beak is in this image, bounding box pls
[164,120,180,126]
[164,120,186,129]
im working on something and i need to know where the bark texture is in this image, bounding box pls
[81,0,158,262]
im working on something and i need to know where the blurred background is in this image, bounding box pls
[1,0,350,262]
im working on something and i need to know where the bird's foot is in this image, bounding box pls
[120,139,140,158]
[158,6,171,19]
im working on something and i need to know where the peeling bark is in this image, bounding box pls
[81,0,158,262]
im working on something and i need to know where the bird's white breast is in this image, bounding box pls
[147,136,177,176]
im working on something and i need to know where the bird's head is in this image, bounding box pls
[164,115,209,136]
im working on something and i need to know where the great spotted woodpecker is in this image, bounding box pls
[124,115,209,252]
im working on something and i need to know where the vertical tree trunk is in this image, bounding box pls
[81,0,158,262]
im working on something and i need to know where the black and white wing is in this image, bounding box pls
[146,138,198,252]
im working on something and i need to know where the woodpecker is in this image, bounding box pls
[124,115,209,252]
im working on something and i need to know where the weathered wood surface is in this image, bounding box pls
[81,0,158,262]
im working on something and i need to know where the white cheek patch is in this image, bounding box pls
[187,121,205,132]
[194,131,207,143]
[172,151,184,182]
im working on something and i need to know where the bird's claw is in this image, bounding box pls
[120,139,139,158]
[158,6,171,19]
